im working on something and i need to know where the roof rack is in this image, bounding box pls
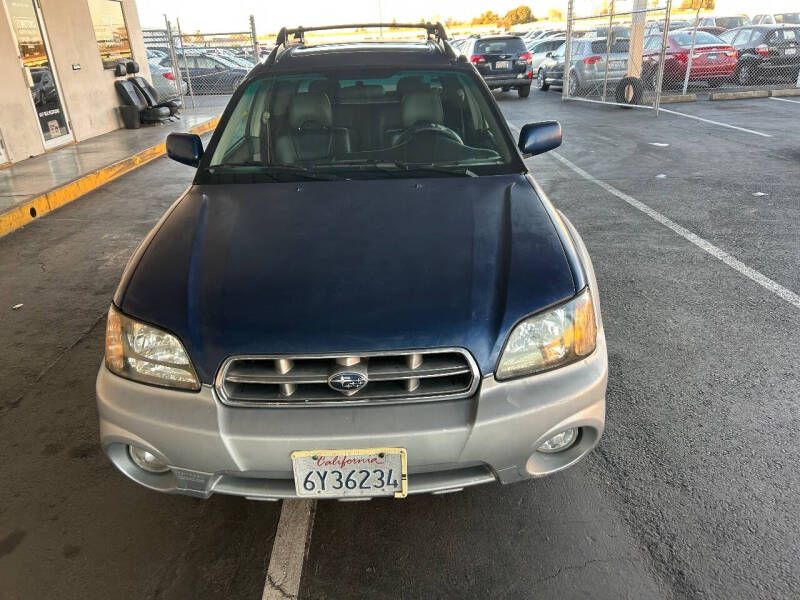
[275,22,449,48]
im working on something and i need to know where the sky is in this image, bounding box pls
[136,0,800,33]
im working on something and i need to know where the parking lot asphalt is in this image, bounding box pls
[1,92,798,599]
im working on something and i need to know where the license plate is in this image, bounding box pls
[706,53,718,61]
[609,60,626,70]
[291,447,408,498]
[494,60,510,70]
[786,48,797,55]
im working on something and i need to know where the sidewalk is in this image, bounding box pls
[0,106,222,238]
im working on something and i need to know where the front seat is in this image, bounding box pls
[384,91,444,147]
[273,92,352,164]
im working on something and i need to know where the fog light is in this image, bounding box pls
[538,428,578,454]
[128,445,170,473]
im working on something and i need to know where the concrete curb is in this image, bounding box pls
[770,88,800,97]
[642,93,697,105]
[709,90,770,101]
[0,116,220,239]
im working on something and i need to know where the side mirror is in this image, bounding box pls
[545,51,553,57]
[166,133,204,167]
[518,120,562,157]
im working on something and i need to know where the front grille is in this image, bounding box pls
[216,349,479,406]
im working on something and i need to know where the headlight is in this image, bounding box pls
[496,289,597,380]
[105,306,200,391]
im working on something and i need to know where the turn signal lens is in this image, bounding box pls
[496,289,598,380]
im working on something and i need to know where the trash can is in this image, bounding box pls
[119,105,141,129]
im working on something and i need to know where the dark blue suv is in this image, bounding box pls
[97,23,607,501]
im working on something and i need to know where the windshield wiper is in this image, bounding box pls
[323,160,478,177]
[205,162,341,181]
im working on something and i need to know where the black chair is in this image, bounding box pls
[115,79,171,125]
[126,61,181,117]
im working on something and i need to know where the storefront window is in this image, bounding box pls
[87,0,132,69]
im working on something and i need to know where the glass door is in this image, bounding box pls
[4,0,74,149]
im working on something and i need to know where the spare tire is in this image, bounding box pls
[615,76,643,107]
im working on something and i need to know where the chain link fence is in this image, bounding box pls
[143,17,261,108]
[537,1,800,113]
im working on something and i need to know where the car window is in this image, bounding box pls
[475,38,526,54]
[716,17,751,29]
[553,42,566,57]
[771,28,800,42]
[590,39,629,54]
[670,32,725,46]
[206,68,520,181]
[644,35,663,50]
[193,56,218,69]
[718,30,738,43]
[776,13,800,24]
[749,30,766,45]
[733,29,753,47]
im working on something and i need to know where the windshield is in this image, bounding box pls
[475,38,527,54]
[205,69,521,181]
[671,32,726,46]
[717,17,750,29]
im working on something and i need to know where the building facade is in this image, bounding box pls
[0,0,149,165]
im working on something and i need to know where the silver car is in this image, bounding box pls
[537,37,631,96]
[526,37,566,71]
[147,58,188,102]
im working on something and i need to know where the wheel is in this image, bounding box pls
[646,68,659,91]
[502,86,511,92]
[615,76,643,106]
[737,63,753,86]
[567,72,581,96]
[517,84,531,98]
[537,69,550,91]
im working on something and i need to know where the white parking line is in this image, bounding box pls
[547,151,800,310]
[262,500,317,600]
[657,107,773,138]
[769,96,800,105]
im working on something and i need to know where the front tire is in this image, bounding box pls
[518,84,531,98]
[537,69,550,91]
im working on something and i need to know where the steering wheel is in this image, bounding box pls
[395,122,463,146]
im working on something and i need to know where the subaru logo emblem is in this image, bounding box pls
[328,372,368,393]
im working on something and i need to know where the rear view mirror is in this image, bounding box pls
[518,121,562,157]
[166,133,204,167]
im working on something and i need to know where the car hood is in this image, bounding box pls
[116,174,576,383]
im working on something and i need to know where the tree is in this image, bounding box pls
[500,5,535,30]
[547,8,564,21]
[471,10,500,26]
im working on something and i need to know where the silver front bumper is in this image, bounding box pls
[96,334,607,500]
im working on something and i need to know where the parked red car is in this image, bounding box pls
[642,30,737,88]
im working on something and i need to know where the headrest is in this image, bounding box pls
[126,61,140,75]
[402,91,443,128]
[308,79,340,98]
[289,92,332,129]
[114,63,127,77]
[396,76,429,95]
